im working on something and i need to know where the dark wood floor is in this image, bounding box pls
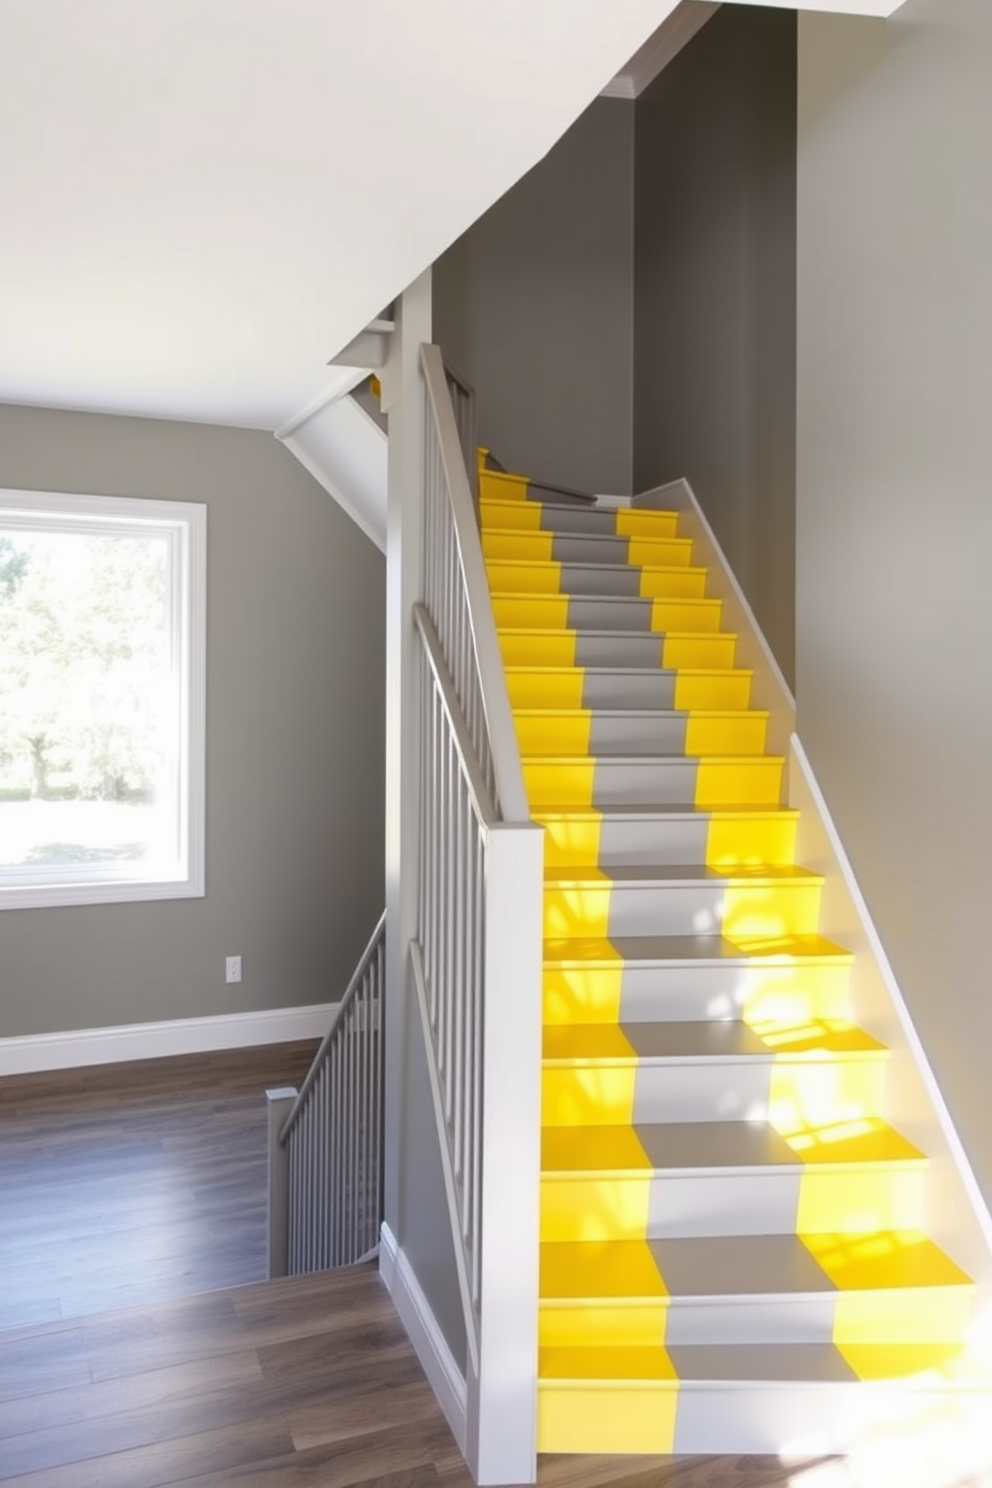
[0,1047,960,1488]
[0,1263,825,1488]
[0,1042,318,1329]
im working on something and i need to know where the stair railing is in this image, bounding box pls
[267,911,386,1278]
[414,344,543,1484]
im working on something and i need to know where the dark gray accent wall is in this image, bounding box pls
[0,405,385,1040]
[633,6,797,687]
[433,98,635,497]
[797,3,992,1211]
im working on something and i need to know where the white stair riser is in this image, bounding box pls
[545,882,820,939]
[542,1166,926,1241]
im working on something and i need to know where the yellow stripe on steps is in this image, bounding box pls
[616,508,680,539]
[486,559,563,595]
[804,1231,975,1347]
[499,631,579,667]
[787,1118,928,1234]
[663,633,737,668]
[538,1352,678,1454]
[695,756,783,806]
[514,710,593,757]
[685,711,769,754]
[650,597,723,633]
[542,1023,638,1127]
[482,530,556,562]
[542,941,624,1026]
[480,498,544,531]
[637,566,708,599]
[478,468,530,502]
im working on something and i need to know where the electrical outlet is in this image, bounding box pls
[225,955,242,984]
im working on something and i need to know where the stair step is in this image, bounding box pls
[486,558,710,600]
[499,627,738,670]
[492,592,724,634]
[482,527,695,568]
[523,753,784,808]
[534,804,800,867]
[481,495,680,539]
[537,1339,986,1455]
[505,665,754,711]
[542,933,855,1026]
[541,1019,888,1126]
[544,863,823,939]
[539,1233,974,1346]
[541,1118,927,1241]
[515,708,769,758]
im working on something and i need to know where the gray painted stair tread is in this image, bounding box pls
[652,1234,840,1297]
[541,1121,799,1173]
[543,933,853,964]
[666,1343,858,1383]
[635,1121,799,1171]
[544,1020,768,1061]
[544,865,821,886]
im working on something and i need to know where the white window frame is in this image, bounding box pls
[0,490,206,910]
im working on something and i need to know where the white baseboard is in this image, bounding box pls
[0,1003,337,1077]
[379,1222,468,1459]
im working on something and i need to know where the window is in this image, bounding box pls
[0,490,205,909]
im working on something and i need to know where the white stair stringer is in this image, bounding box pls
[276,372,387,552]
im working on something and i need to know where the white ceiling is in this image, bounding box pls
[0,0,687,431]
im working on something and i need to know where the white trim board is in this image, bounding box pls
[790,736,992,1294]
[602,1,720,99]
[0,1003,337,1077]
[379,1223,468,1461]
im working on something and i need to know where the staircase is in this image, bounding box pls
[479,456,983,1457]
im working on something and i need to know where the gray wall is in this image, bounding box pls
[797,3,992,1210]
[0,405,385,1039]
[633,5,797,687]
[433,98,635,497]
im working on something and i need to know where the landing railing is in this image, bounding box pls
[267,912,385,1278]
[414,345,543,1483]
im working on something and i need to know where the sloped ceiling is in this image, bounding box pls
[0,0,686,430]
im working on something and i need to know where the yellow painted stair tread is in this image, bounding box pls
[544,936,623,966]
[543,1124,653,1173]
[540,1345,677,1383]
[751,1019,887,1056]
[543,1024,638,1063]
[803,1230,974,1290]
[727,933,854,961]
[838,1341,981,1382]
[541,1240,667,1300]
[783,1116,926,1165]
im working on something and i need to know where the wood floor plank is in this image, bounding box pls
[0,1413,295,1488]
[0,1349,263,1440]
